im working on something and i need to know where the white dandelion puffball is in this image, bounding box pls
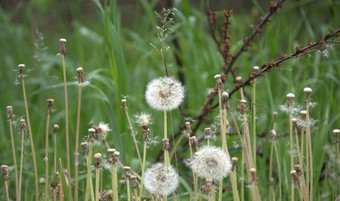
[143,163,179,196]
[190,146,232,181]
[145,77,184,111]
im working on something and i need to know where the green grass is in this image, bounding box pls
[0,0,339,200]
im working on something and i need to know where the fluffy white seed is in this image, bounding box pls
[135,113,152,127]
[145,77,184,111]
[143,163,179,196]
[190,146,232,181]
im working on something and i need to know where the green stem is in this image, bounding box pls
[75,86,82,201]
[95,168,100,201]
[9,118,19,201]
[53,134,57,201]
[61,54,73,201]
[252,77,256,169]
[21,78,39,201]
[274,142,282,201]
[111,165,118,201]
[126,179,131,201]
[139,142,147,199]
[306,103,313,201]
[18,130,25,201]
[45,112,51,201]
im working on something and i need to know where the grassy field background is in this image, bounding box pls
[0,0,339,200]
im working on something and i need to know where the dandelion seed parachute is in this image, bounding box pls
[145,77,184,111]
[143,163,179,196]
[190,146,232,181]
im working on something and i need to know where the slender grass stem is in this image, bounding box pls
[61,54,73,201]
[53,129,58,201]
[188,138,198,201]
[75,83,82,201]
[126,178,131,201]
[8,114,19,201]
[252,67,258,169]
[21,76,39,201]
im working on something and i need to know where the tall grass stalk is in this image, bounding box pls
[121,99,142,168]
[59,38,73,201]
[18,64,39,201]
[273,140,282,201]
[124,167,131,201]
[7,106,18,201]
[45,99,53,201]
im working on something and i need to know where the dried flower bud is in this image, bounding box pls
[53,124,59,134]
[120,99,127,110]
[250,168,257,184]
[290,170,298,185]
[88,128,97,142]
[237,99,247,114]
[77,67,86,84]
[81,142,89,156]
[17,64,25,79]
[270,130,279,140]
[94,153,102,168]
[143,128,150,142]
[131,175,139,189]
[99,189,113,201]
[214,74,223,88]
[204,128,212,140]
[162,138,171,151]
[39,177,45,184]
[231,157,238,171]
[253,66,259,71]
[6,106,13,119]
[59,38,67,55]
[123,166,131,180]
[269,177,274,185]
[236,76,242,85]
[47,99,54,114]
[189,136,199,152]
[294,165,302,176]
[273,112,278,123]
[19,119,26,134]
[304,87,312,104]
[286,93,295,108]
[1,165,8,180]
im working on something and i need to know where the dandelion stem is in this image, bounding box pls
[139,141,147,199]
[95,168,100,201]
[53,132,57,201]
[8,116,19,201]
[18,130,25,200]
[273,141,282,201]
[123,102,143,168]
[75,82,82,201]
[5,179,10,201]
[45,108,51,201]
[306,102,313,201]
[127,178,131,201]
[21,76,39,201]
[111,165,118,201]
[61,53,73,201]
[85,143,95,201]
[252,71,257,169]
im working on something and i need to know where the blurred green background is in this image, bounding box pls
[0,0,339,200]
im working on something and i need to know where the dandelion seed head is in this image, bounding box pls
[135,113,152,127]
[190,146,232,181]
[145,77,184,111]
[143,163,179,196]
